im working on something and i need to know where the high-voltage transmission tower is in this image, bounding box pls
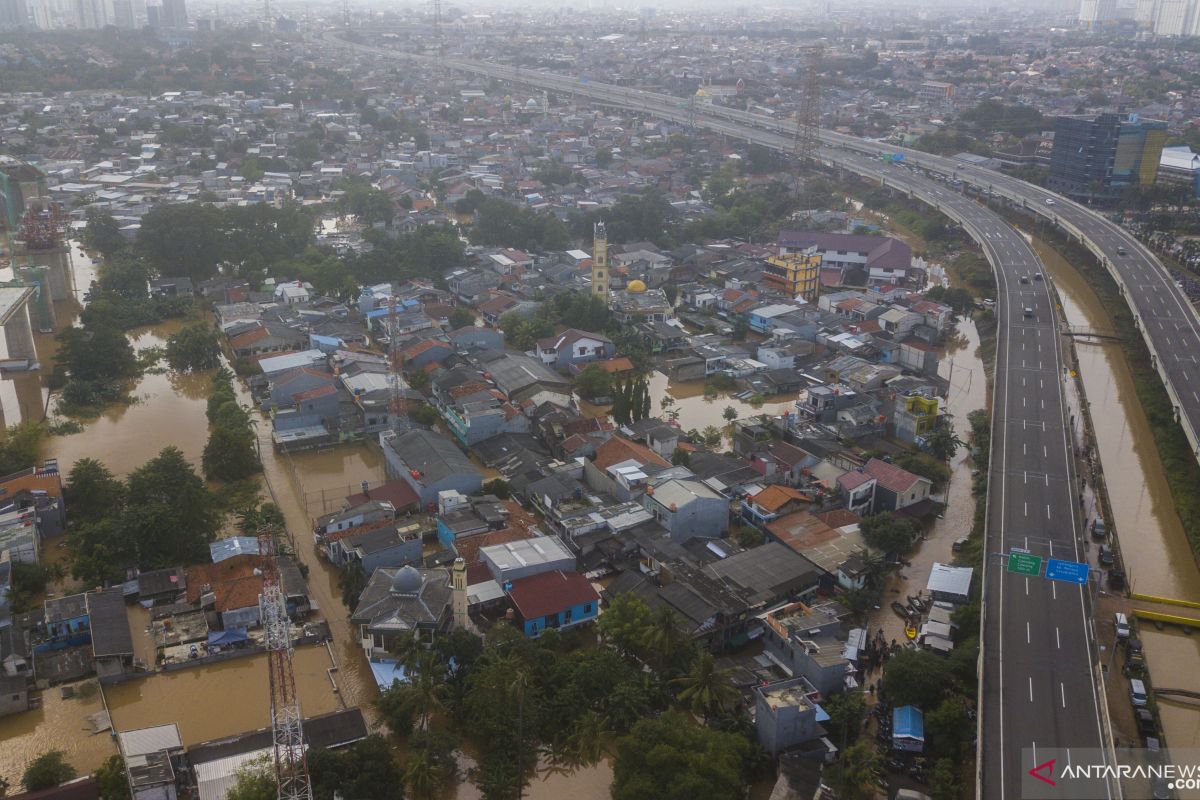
[793,45,824,162]
[258,527,313,800]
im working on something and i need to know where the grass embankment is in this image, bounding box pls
[1023,220,1200,558]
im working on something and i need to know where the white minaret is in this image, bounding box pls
[452,557,468,630]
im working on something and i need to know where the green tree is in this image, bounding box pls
[224,759,275,800]
[481,478,511,499]
[722,406,737,423]
[595,147,613,168]
[821,690,865,747]
[925,698,973,760]
[575,363,611,400]
[307,734,406,800]
[94,755,130,800]
[203,418,260,482]
[930,757,961,800]
[672,652,737,721]
[881,649,954,709]
[611,711,748,800]
[823,740,881,800]
[82,208,126,258]
[64,457,124,526]
[597,593,653,658]
[701,426,723,449]
[126,447,221,567]
[95,254,151,300]
[22,751,77,792]
[449,307,475,329]
[644,605,695,675]
[339,183,396,225]
[57,318,139,384]
[166,323,222,372]
[922,424,965,462]
[670,446,690,467]
[860,512,919,555]
[135,202,226,281]
[0,421,45,476]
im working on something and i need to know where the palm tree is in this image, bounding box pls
[404,749,442,800]
[855,548,888,591]
[672,652,738,722]
[565,710,611,768]
[823,740,882,800]
[643,605,693,674]
[397,650,445,731]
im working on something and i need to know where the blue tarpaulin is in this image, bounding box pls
[892,705,925,752]
[369,660,408,689]
[208,628,249,647]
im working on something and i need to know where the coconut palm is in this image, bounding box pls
[642,605,694,674]
[404,749,442,800]
[672,652,738,722]
[396,650,445,731]
[565,710,612,767]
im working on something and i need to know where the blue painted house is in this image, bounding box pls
[506,569,600,638]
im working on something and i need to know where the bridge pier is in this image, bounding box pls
[0,288,36,364]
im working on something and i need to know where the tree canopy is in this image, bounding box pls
[611,712,749,800]
[165,322,223,372]
[22,751,76,792]
[469,199,570,251]
[859,512,920,555]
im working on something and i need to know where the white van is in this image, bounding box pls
[1114,612,1130,640]
[1130,678,1148,707]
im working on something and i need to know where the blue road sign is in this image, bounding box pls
[1045,558,1089,585]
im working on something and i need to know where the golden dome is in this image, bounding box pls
[627,279,647,293]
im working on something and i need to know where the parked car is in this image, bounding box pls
[1135,707,1156,735]
[1131,678,1149,708]
[1108,569,1127,590]
[1114,612,1130,640]
[1098,545,1115,567]
[952,537,968,553]
[1091,517,1108,540]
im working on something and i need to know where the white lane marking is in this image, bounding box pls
[1029,677,1034,702]
[1056,627,1061,648]
[1024,501,1028,516]
[1052,582,1057,600]
[1047,504,1052,520]
[1027,621,1031,644]
[1026,577,1030,596]
[1061,683,1067,708]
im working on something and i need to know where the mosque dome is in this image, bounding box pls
[390,565,423,595]
[627,279,647,293]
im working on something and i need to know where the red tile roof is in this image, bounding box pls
[863,457,922,493]
[507,570,599,620]
[345,479,421,512]
[592,435,670,472]
[838,470,874,490]
[185,555,269,612]
[751,485,813,513]
[815,508,862,529]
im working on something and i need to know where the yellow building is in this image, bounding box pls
[592,222,610,299]
[762,253,822,302]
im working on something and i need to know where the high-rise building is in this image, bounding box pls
[111,0,133,26]
[1048,113,1168,204]
[1078,0,1118,26]
[160,0,183,27]
[591,222,609,300]
[145,2,158,25]
[0,0,29,27]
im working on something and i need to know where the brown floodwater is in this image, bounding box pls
[0,681,117,788]
[103,645,343,746]
[1031,233,1200,749]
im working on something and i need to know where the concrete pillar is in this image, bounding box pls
[4,303,36,362]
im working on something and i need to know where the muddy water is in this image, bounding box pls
[1033,238,1200,599]
[0,681,117,787]
[1032,235,1200,749]
[1139,628,1200,750]
[872,319,988,645]
[47,319,212,475]
[104,646,343,745]
[646,370,798,434]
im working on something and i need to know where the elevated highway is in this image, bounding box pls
[349,43,1200,465]
[331,35,1120,796]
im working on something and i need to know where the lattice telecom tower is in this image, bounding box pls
[258,528,313,800]
[793,45,824,162]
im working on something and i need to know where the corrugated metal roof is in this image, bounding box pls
[118,724,183,757]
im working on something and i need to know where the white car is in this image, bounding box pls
[1045,198,1056,205]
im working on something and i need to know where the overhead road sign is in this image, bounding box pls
[1045,558,1089,585]
[1007,552,1042,577]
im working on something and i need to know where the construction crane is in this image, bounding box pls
[793,44,824,163]
[257,527,313,800]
